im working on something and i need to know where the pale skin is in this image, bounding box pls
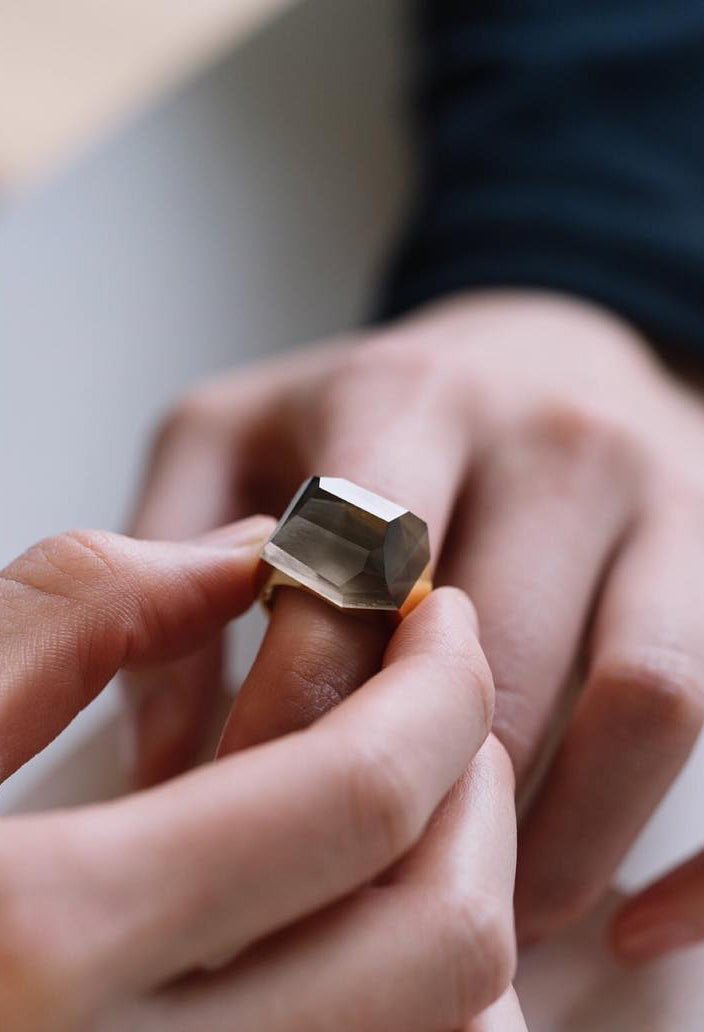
[0,520,525,1031]
[126,288,704,958]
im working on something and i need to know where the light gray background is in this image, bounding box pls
[2,1,704,1025]
[0,0,410,807]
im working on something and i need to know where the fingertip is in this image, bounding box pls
[389,586,493,739]
[432,584,480,633]
[608,898,694,965]
[609,912,661,965]
[403,585,479,638]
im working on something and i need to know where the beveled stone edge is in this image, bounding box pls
[317,476,407,523]
[260,541,400,611]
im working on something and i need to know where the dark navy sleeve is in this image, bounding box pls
[379,1,704,361]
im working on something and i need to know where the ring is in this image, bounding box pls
[258,476,432,621]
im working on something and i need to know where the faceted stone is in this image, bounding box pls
[261,476,431,612]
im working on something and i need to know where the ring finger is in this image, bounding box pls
[439,407,639,785]
[221,344,475,752]
[515,495,704,940]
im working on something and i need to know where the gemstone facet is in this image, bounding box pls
[261,476,431,613]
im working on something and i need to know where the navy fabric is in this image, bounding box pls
[380,1,704,360]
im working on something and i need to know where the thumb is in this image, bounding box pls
[0,516,273,781]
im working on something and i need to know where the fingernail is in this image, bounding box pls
[195,516,275,549]
[614,914,696,962]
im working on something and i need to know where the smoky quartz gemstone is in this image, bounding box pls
[261,476,431,612]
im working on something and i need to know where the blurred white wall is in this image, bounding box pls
[0,0,411,808]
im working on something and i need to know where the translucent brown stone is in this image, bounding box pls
[261,476,431,613]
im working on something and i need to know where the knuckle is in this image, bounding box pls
[58,529,123,577]
[152,390,221,452]
[358,334,446,385]
[311,338,459,439]
[437,892,516,1021]
[338,739,422,866]
[591,654,704,747]
[271,645,360,722]
[166,392,212,431]
[0,532,133,698]
[4,530,124,605]
[153,398,195,447]
[527,399,637,473]
[301,363,352,441]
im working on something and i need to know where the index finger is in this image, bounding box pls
[0,518,272,780]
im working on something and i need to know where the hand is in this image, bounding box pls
[0,526,522,1031]
[128,288,704,944]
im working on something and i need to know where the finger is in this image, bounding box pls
[126,639,227,788]
[31,588,491,989]
[130,349,331,537]
[125,358,322,785]
[221,344,475,752]
[218,586,390,753]
[150,736,516,1032]
[438,407,637,784]
[303,340,473,554]
[125,394,250,786]
[515,501,704,942]
[0,517,272,780]
[100,987,530,1032]
[612,849,704,963]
